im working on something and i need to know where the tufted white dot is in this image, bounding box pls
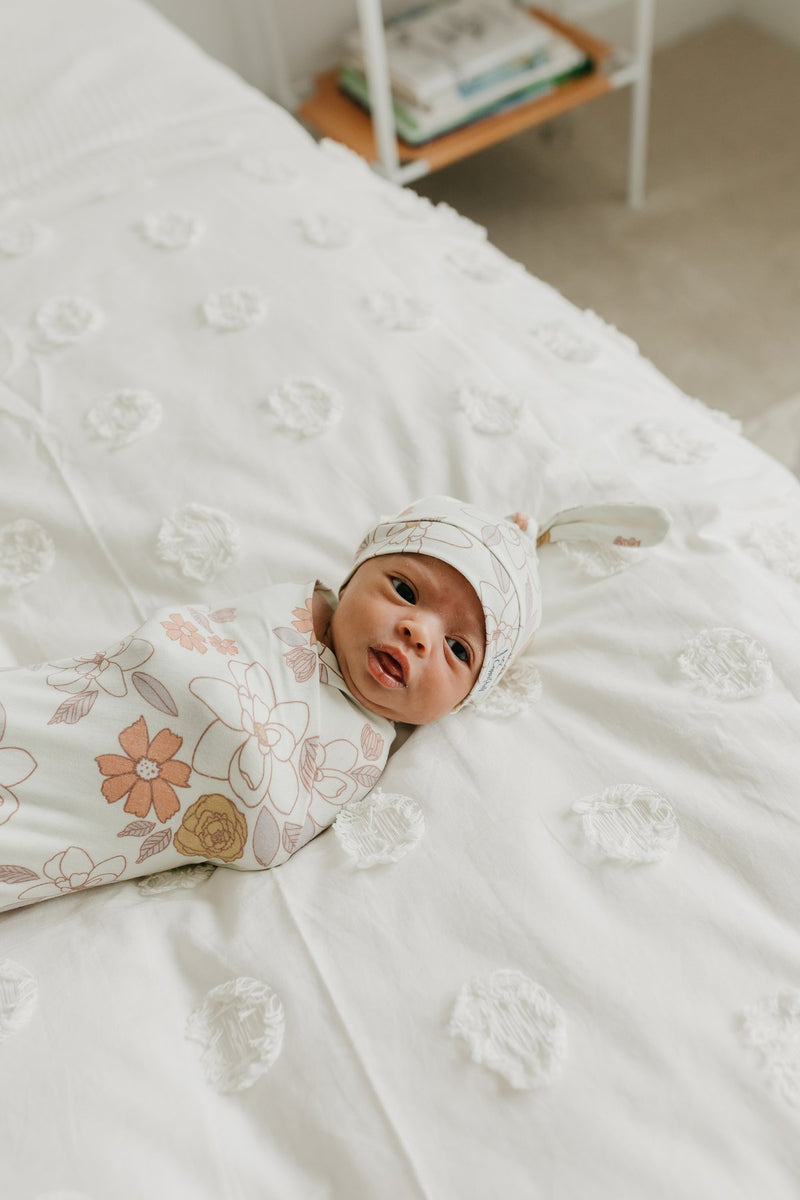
[743,520,800,583]
[136,863,216,895]
[297,213,352,248]
[186,976,285,1092]
[0,519,55,589]
[382,189,435,221]
[634,420,716,464]
[740,989,800,1107]
[239,152,298,183]
[157,502,240,583]
[455,383,521,435]
[333,788,425,868]
[264,379,342,438]
[202,286,268,332]
[34,296,104,347]
[0,219,52,257]
[139,209,205,250]
[573,782,679,863]
[472,661,542,718]
[362,289,433,332]
[0,959,37,1043]
[449,969,567,1089]
[85,389,162,448]
[559,539,641,578]
[678,627,773,699]
[531,319,598,363]
[446,244,509,283]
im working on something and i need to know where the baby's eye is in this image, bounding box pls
[446,637,470,664]
[391,577,415,603]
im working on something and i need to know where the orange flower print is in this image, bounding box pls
[209,635,238,655]
[291,599,316,644]
[96,715,191,822]
[161,613,207,653]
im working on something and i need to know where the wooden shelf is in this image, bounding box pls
[299,8,615,175]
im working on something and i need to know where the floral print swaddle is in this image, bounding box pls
[0,581,393,910]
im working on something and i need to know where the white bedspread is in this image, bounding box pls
[1,1,799,1196]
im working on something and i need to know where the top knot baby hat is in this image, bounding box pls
[348,495,670,704]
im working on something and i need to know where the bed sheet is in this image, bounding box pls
[1,1,799,1197]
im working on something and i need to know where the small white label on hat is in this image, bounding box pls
[475,648,510,694]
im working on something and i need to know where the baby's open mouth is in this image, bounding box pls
[368,647,407,688]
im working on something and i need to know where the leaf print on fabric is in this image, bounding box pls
[96,715,191,822]
[48,690,98,726]
[161,613,207,653]
[360,724,385,762]
[282,822,305,856]
[210,607,237,623]
[298,737,320,795]
[282,646,317,683]
[0,865,39,884]
[131,671,179,717]
[174,793,248,863]
[17,846,126,903]
[0,703,37,825]
[190,661,309,813]
[137,828,173,865]
[117,820,155,838]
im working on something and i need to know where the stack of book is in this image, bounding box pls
[339,0,593,146]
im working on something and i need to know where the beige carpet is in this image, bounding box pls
[412,16,800,456]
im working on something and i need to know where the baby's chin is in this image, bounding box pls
[358,693,459,726]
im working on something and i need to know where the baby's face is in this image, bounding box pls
[329,553,485,724]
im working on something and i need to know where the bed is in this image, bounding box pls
[2,1,799,1196]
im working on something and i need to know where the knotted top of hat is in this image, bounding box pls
[348,495,670,703]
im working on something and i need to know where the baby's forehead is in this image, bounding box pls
[389,552,484,626]
[380,550,463,584]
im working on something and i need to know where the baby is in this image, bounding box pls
[0,495,668,909]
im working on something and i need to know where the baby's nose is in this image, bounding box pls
[401,617,430,652]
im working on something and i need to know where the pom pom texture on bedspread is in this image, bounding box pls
[1,0,799,1197]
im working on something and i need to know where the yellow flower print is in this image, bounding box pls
[174,793,247,863]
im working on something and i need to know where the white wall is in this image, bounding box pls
[143,0,756,100]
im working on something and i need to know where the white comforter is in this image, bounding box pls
[1,1,798,1196]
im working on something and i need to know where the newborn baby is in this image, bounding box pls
[0,495,668,909]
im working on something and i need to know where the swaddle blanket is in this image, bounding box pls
[0,581,393,909]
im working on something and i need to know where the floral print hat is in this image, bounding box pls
[347,495,670,704]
